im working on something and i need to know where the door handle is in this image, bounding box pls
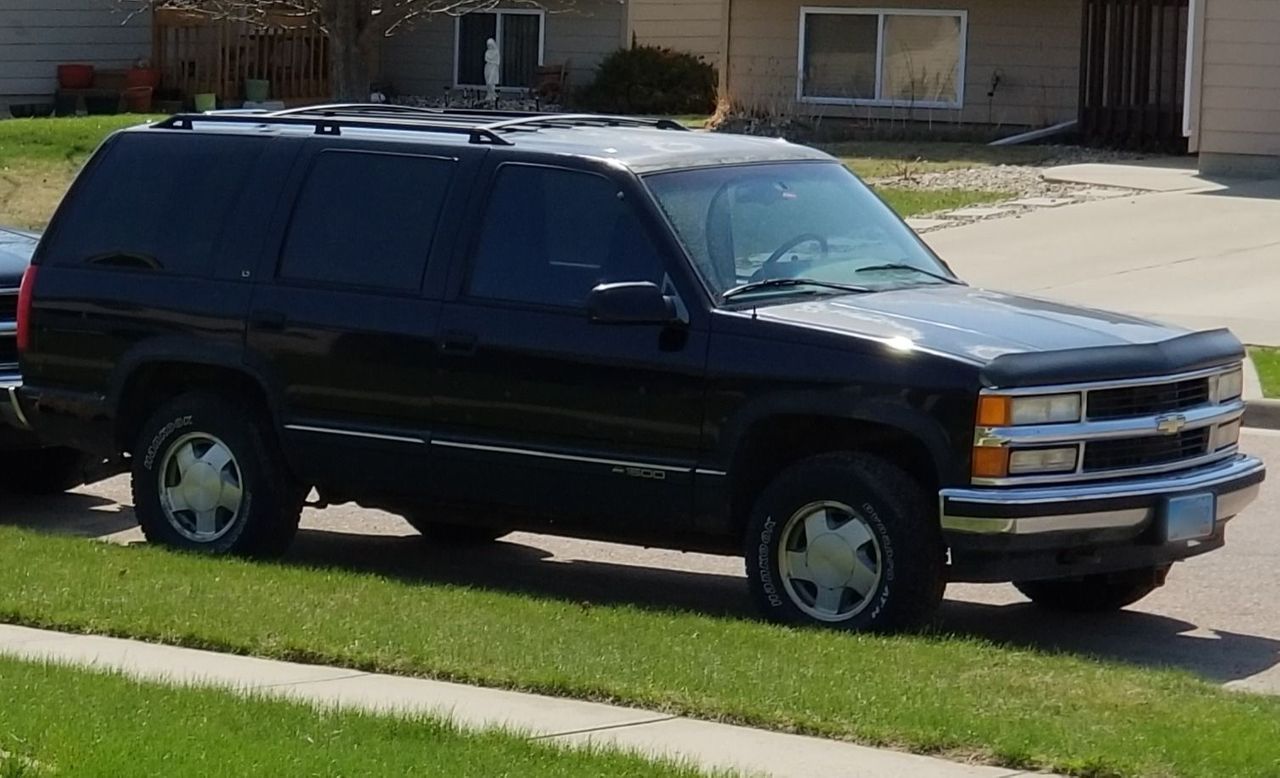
[440,330,478,356]
[251,309,288,330]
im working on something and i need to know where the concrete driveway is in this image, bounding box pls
[6,426,1280,695]
[924,164,1280,346]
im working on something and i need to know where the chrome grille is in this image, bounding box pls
[1087,377,1210,420]
[1083,428,1211,472]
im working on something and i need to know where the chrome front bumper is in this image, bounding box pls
[940,454,1265,537]
[0,375,31,432]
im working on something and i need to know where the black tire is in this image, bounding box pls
[1014,566,1168,613]
[131,392,302,557]
[744,452,945,633]
[0,447,88,495]
[402,513,507,545]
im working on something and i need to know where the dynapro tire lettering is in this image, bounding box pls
[144,415,193,470]
[757,515,782,607]
[861,501,894,619]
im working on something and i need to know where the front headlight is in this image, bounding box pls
[1008,446,1079,475]
[1217,368,1244,402]
[977,393,1082,426]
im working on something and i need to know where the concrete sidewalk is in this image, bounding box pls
[0,623,1048,778]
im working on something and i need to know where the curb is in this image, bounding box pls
[1244,399,1280,431]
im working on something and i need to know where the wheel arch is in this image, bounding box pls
[723,402,952,535]
[109,341,279,454]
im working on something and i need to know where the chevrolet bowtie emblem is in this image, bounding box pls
[1155,414,1188,435]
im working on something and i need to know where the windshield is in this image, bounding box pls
[644,162,958,301]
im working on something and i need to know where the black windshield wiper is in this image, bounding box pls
[853,263,963,284]
[722,277,872,300]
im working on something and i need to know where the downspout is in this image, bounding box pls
[1183,0,1204,150]
[718,0,732,102]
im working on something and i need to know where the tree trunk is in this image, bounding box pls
[329,37,371,101]
[325,0,371,101]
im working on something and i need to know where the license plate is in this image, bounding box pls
[1163,493,1216,543]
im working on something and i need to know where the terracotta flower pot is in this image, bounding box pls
[126,67,161,90]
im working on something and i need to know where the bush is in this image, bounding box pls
[579,45,716,115]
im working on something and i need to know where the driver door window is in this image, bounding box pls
[467,165,665,307]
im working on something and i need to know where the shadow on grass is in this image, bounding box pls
[283,527,1280,686]
[8,491,1280,688]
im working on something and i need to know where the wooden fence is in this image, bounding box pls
[152,7,330,104]
[1078,0,1189,152]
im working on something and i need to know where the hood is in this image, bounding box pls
[0,226,38,287]
[755,285,1242,386]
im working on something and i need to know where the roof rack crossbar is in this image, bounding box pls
[480,113,691,133]
[153,112,513,146]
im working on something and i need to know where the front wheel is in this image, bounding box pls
[744,452,945,632]
[131,392,302,557]
[1014,566,1169,613]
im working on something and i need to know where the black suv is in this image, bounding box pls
[15,107,1265,631]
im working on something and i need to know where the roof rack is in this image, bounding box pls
[152,105,691,145]
[153,111,514,146]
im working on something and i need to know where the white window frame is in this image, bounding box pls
[797,7,968,109]
[453,8,547,89]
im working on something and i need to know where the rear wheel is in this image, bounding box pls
[0,447,88,495]
[1014,566,1168,613]
[402,513,507,545]
[744,452,945,632]
[131,393,301,557]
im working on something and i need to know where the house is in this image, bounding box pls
[382,0,627,101]
[0,0,151,103]
[630,0,1280,177]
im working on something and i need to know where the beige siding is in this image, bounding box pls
[381,0,624,98]
[1197,0,1280,158]
[629,0,724,62]
[727,0,1081,127]
[0,0,151,99]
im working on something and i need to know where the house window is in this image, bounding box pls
[798,8,966,108]
[456,10,544,89]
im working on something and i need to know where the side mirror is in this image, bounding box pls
[586,282,684,326]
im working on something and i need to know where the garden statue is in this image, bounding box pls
[484,38,501,103]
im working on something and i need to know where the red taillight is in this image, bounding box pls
[16,265,37,353]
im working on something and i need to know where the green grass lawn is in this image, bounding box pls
[0,656,702,777]
[1248,347,1280,398]
[873,187,1010,218]
[1,527,1278,778]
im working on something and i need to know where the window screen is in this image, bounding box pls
[279,150,453,293]
[468,166,664,308]
[801,11,965,107]
[43,133,261,275]
[457,11,542,87]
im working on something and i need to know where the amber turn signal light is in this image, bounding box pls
[971,447,1010,479]
[976,395,1011,427]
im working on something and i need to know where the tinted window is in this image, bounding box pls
[44,133,261,275]
[468,165,664,307]
[279,150,453,292]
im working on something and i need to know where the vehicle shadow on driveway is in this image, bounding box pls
[0,491,135,538]
[283,528,1280,687]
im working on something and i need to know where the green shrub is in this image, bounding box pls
[579,45,716,115]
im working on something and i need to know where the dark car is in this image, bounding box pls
[13,107,1264,632]
[0,226,88,494]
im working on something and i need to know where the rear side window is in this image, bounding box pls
[43,133,262,275]
[467,165,665,308]
[278,150,454,293]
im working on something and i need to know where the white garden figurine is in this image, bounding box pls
[484,38,500,103]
